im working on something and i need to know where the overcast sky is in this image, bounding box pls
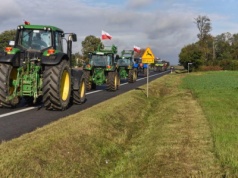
[0,0,238,65]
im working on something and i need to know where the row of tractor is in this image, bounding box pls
[83,46,146,91]
[0,23,163,111]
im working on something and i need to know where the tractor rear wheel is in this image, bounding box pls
[144,68,148,76]
[72,78,86,104]
[84,70,92,91]
[43,60,71,110]
[107,71,118,91]
[0,63,18,107]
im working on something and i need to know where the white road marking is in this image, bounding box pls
[0,107,37,118]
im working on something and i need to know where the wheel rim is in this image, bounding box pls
[133,71,136,80]
[80,81,85,98]
[60,70,70,101]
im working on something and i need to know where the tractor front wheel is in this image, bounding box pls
[43,60,71,110]
[84,70,92,91]
[72,78,86,104]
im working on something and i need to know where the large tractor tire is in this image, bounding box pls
[106,71,118,91]
[0,63,19,107]
[83,70,93,91]
[43,60,71,110]
[143,68,148,76]
[134,69,138,81]
[117,72,120,90]
[72,78,86,104]
[128,69,137,83]
[92,83,97,90]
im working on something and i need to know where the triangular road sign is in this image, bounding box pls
[141,47,155,63]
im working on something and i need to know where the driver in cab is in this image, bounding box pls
[32,33,47,49]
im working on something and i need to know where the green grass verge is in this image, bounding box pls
[0,72,229,177]
[182,71,238,176]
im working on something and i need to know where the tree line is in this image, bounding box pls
[179,15,238,70]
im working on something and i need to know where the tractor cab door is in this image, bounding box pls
[54,31,63,52]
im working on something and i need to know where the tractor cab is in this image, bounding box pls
[117,50,134,67]
[14,24,64,52]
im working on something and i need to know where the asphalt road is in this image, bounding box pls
[0,70,170,142]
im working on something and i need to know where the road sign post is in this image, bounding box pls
[141,47,155,98]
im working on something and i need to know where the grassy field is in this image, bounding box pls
[182,71,238,176]
[0,71,238,177]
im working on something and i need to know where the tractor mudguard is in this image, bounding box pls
[71,68,84,90]
[0,54,15,63]
[143,64,148,68]
[0,53,21,67]
[133,63,138,68]
[41,52,69,65]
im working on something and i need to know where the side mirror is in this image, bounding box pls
[9,41,15,46]
[72,34,77,42]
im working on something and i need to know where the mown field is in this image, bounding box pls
[0,70,238,177]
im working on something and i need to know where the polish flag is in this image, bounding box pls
[133,45,140,53]
[24,19,30,25]
[102,30,112,40]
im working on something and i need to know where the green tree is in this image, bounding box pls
[230,33,238,60]
[194,15,213,64]
[179,43,203,69]
[71,52,84,67]
[194,15,212,41]
[214,33,232,61]
[0,29,16,51]
[81,35,103,60]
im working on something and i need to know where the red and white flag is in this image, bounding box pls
[133,45,140,53]
[102,30,112,40]
[23,19,30,25]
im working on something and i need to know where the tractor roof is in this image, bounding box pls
[93,44,117,55]
[18,24,64,33]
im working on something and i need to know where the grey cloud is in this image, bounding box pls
[126,0,155,9]
[0,0,22,25]
[2,0,201,65]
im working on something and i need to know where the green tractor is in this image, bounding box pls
[154,60,170,72]
[0,23,86,110]
[83,45,120,91]
[117,50,137,83]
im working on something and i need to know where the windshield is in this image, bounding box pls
[117,58,132,66]
[18,29,52,50]
[90,55,112,66]
[156,61,163,64]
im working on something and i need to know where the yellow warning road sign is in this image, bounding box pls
[141,47,155,63]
